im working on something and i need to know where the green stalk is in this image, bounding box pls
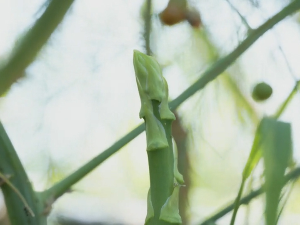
[143,0,152,55]
[0,122,45,225]
[42,0,300,202]
[133,51,182,224]
[147,101,174,225]
[0,0,74,96]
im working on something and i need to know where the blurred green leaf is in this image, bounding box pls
[231,117,279,225]
[262,118,292,225]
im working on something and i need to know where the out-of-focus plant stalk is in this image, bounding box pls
[0,1,74,224]
[143,0,152,55]
[0,0,74,96]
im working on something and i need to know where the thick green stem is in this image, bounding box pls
[0,122,46,225]
[0,0,74,96]
[147,101,174,225]
[132,51,181,224]
[42,0,300,201]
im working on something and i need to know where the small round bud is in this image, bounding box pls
[252,82,273,101]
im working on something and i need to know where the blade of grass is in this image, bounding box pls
[263,119,292,225]
[43,0,300,201]
[0,0,74,96]
[230,117,267,225]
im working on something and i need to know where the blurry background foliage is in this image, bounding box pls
[0,0,300,224]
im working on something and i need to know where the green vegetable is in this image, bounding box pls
[133,50,183,224]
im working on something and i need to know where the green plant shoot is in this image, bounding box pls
[133,50,183,225]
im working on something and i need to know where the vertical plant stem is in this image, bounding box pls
[144,0,152,55]
[147,101,174,225]
[133,51,181,224]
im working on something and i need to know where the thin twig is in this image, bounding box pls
[224,0,252,30]
[143,0,152,55]
[275,40,298,81]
